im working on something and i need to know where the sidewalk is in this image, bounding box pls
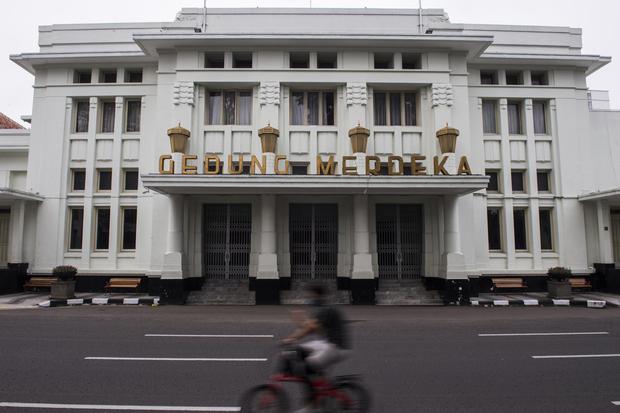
[0,292,159,309]
[472,291,620,308]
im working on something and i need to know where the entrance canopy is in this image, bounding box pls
[579,188,620,206]
[0,188,44,202]
[141,174,489,196]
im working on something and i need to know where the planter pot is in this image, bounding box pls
[547,279,571,299]
[50,280,76,300]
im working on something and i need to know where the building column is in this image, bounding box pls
[7,200,25,264]
[161,194,185,303]
[255,194,280,304]
[442,195,466,278]
[596,200,614,263]
[350,194,375,304]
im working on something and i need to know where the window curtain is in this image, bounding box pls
[238,91,252,125]
[307,92,319,125]
[404,93,416,126]
[208,92,222,125]
[291,92,304,125]
[482,101,497,134]
[508,103,522,134]
[533,101,547,134]
[126,101,141,132]
[389,93,401,126]
[322,92,335,126]
[101,102,115,133]
[76,101,89,133]
[223,91,236,125]
[374,92,387,126]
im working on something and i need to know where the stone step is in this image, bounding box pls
[375,279,442,306]
[186,279,255,305]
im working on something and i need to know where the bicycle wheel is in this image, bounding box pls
[333,382,371,413]
[240,384,289,413]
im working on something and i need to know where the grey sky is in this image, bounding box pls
[2,0,618,125]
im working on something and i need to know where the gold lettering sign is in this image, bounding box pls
[433,156,449,175]
[182,155,197,175]
[228,154,244,174]
[159,154,174,174]
[411,154,427,176]
[275,155,289,175]
[250,155,266,175]
[316,155,336,175]
[365,155,381,176]
[204,154,221,175]
[458,156,472,175]
[388,155,404,176]
[342,155,357,176]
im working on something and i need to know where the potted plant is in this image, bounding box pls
[50,265,78,299]
[547,267,572,299]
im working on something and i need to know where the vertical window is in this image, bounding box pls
[507,101,523,134]
[289,91,335,126]
[531,71,548,86]
[122,208,137,250]
[537,170,551,193]
[402,53,421,69]
[487,208,502,251]
[100,101,115,133]
[480,71,498,85]
[513,208,528,250]
[232,52,252,68]
[123,169,139,191]
[75,100,90,133]
[97,169,112,191]
[374,53,394,69]
[511,170,525,193]
[125,100,141,132]
[74,70,91,84]
[506,71,523,85]
[533,101,547,134]
[482,101,498,134]
[207,90,252,125]
[95,208,110,250]
[72,169,86,192]
[373,92,417,126]
[69,208,84,250]
[204,52,225,68]
[289,52,310,69]
[125,69,143,83]
[317,52,337,69]
[539,209,554,251]
[486,170,499,192]
[99,69,117,83]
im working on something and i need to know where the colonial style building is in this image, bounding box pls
[2,8,619,303]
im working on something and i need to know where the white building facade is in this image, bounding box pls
[4,8,620,303]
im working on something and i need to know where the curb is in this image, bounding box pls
[470,298,610,308]
[38,297,159,308]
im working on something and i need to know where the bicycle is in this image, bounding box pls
[240,346,371,413]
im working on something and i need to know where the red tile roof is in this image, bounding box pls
[0,113,25,129]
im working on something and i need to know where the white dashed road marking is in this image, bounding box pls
[85,357,267,362]
[479,332,609,337]
[145,334,274,338]
[532,354,620,359]
[0,402,240,411]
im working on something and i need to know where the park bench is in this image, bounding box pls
[23,277,57,291]
[104,277,142,292]
[569,277,592,290]
[491,277,527,291]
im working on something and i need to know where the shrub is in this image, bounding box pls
[547,267,572,282]
[52,265,78,281]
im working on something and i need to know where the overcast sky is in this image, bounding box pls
[2,0,618,125]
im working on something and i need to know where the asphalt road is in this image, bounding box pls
[1,305,620,412]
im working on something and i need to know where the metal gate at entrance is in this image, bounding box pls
[0,210,9,268]
[289,204,338,280]
[375,204,424,279]
[203,204,252,280]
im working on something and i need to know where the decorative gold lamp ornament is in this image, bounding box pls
[435,124,460,154]
[258,123,280,153]
[167,123,191,154]
[348,124,370,153]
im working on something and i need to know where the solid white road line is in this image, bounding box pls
[479,332,609,337]
[532,354,620,359]
[0,402,240,411]
[145,334,274,338]
[85,357,267,362]
[612,401,620,405]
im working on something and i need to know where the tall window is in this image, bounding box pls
[508,101,523,134]
[125,100,141,132]
[69,208,84,250]
[487,208,502,251]
[122,208,137,250]
[533,101,547,134]
[539,209,554,251]
[290,91,335,126]
[75,100,89,133]
[95,208,111,250]
[207,90,252,125]
[100,101,115,133]
[373,92,416,126]
[513,208,528,251]
[482,101,498,134]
